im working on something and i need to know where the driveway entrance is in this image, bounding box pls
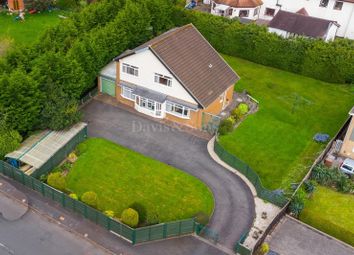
[82,99,255,250]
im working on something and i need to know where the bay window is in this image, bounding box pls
[166,101,190,118]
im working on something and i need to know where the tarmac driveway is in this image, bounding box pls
[82,99,255,249]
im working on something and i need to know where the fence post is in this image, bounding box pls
[21,171,25,185]
[163,223,167,238]
[179,220,182,235]
[132,229,136,245]
[41,182,45,196]
[62,193,65,207]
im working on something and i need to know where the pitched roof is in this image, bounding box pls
[296,7,308,16]
[269,10,339,38]
[115,24,239,108]
[214,0,263,8]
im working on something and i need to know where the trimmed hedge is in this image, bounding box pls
[172,9,354,84]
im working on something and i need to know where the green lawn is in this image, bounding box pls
[219,55,353,190]
[0,10,67,51]
[300,186,354,246]
[66,138,214,223]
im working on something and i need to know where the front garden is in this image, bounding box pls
[300,185,354,246]
[219,55,354,191]
[45,138,214,226]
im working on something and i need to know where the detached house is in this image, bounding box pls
[98,24,239,130]
[210,0,263,20]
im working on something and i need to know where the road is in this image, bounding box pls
[0,193,111,255]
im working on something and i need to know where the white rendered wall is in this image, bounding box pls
[119,49,198,105]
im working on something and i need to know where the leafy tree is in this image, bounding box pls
[0,69,42,133]
[39,81,81,130]
[0,116,22,159]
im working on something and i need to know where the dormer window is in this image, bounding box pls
[320,0,329,7]
[122,63,138,76]
[154,73,172,87]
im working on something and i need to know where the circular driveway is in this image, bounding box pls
[82,99,255,249]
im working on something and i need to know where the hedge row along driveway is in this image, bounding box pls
[219,56,354,191]
[66,138,214,223]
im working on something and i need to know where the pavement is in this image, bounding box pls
[0,179,28,221]
[82,99,255,250]
[266,215,354,255]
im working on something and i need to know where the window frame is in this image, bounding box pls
[239,10,249,18]
[228,8,233,16]
[254,7,259,16]
[154,73,172,87]
[333,1,343,10]
[319,0,329,7]
[121,86,135,101]
[264,8,275,16]
[166,101,191,119]
[122,63,139,76]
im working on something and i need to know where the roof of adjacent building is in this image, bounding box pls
[269,10,339,38]
[115,24,239,108]
[5,123,87,171]
[214,0,263,8]
[296,7,308,16]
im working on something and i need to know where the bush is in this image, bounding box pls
[218,117,235,135]
[260,242,270,255]
[289,190,306,218]
[146,211,159,225]
[311,164,335,185]
[69,193,78,200]
[303,180,316,194]
[47,172,66,191]
[104,210,115,218]
[336,175,353,193]
[0,123,22,159]
[81,191,98,208]
[129,202,147,224]
[237,103,249,115]
[121,208,139,228]
[194,211,210,226]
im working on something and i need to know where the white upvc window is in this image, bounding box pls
[122,63,139,76]
[121,86,135,100]
[154,73,172,87]
[166,101,190,119]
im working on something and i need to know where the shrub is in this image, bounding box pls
[121,208,139,228]
[260,242,270,255]
[218,117,234,135]
[311,164,334,185]
[336,175,353,193]
[289,190,306,218]
[129,202,147,224]
[81,191,98,208]
[303,180,316,194]
[104,210,115,218]
[237,103,249,115]
[146,211,159,225]
[47,172,66,191]
[69,193,78,200]
[194,211,210,226]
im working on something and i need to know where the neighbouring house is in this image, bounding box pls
[210,0,263,20]
[7,0,24,11]
[339,107,354,160]
[268,10,339,41]
[258,0,354,39]
[98,24,239,130]
[204,0,354,40]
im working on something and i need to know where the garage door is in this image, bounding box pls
[101,77,116,97]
